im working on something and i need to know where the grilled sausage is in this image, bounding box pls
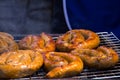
[18,32,55,52]
[56,29,100,52]
[0,50,43,78]
[0,32,18,53]
[71,46,119,69]
[44,52,83,78]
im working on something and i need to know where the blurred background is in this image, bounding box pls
[0,0,119,39]
[0,0,68,36]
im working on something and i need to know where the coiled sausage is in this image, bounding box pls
[71,46,119,69]
[19,33,55,52]
[44,52,83,78]
[56,29,100,52]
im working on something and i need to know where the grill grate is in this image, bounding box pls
[13,32,120,80]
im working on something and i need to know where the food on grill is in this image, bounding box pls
[0,32,18,53]
[18,32,55,52]
[0,50,43,78]
[71,46,119,69]
[43,52,83,78]
[0,30,119,79]
[56,29,100,52]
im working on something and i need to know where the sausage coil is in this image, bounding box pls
[0,50,43,78]
[44,52,83,78]
[0,32,18,53]
[71,46,119,69]
[19,33,55,52]
[56,29,100,52]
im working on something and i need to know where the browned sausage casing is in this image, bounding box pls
[56,29,100,52]
[18,32,55,52]
[44,52,83,78]
[71,46,119,69]
[0,50,43,78]
[0,32,18,53]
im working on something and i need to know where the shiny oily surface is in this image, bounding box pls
[71,46,119,69]
[56,29,100,52]
[0,50,43,78]
[44,52,83,78]
[18,33,55,52]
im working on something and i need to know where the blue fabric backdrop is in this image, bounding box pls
[66,0,120,38]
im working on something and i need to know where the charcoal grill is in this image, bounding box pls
[12,32,120,80]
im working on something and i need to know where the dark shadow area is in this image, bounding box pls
[0,0,68,35]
